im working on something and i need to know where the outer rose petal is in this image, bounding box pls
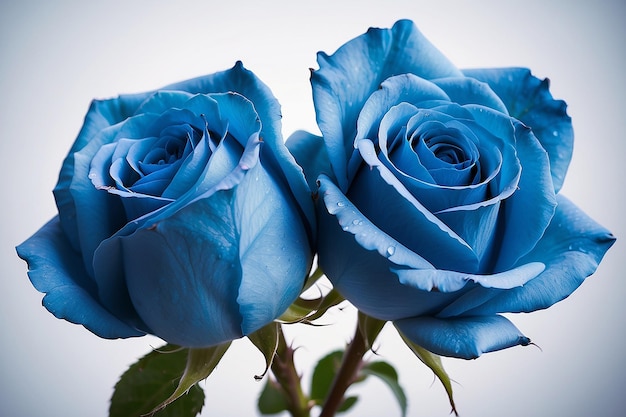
[432,77,509,115]
[285,130,331,191]
[489,122,557,271]
[438,195,616,317]
[15,218,145,339]
[235,162,311,335]
[463,67,573,193]
[117,162,309,347]
[394,315,530,359]
[121,190,246,347]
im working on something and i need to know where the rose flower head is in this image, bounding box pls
[288,20,615,359]
[17,62,315,347]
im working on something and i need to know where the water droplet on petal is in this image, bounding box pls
[386,246,396,257]
[337,201,345,207]
[352,219,360,225]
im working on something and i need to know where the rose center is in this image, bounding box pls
[412,129,474,167]
[408,123,479,186]
[137,124,202,176]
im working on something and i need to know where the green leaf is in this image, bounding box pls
[146,341,231,415]
[248,322,280,380]
[398,333,458,416]
[258,377,290,415]
[109,345,205,417]
[338,396,358,413]
[360,361,407,417]
[310,350,344,404]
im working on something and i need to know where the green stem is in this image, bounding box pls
[318,323,368,417]
[271,327,311,417]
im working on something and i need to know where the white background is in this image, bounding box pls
[1,1,624,416]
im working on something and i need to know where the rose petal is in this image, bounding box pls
[394,315,530,359]
[106,160,309,347]
[235,162,311,335]
[463,67,573,193]
[490,122,557,271]
[433,77,509,115]
[393,261,544,293]
[285,130,331,191]
[318,176,460,320]
[134,90,195,114]
[356,74,450,146]
[163,93,261,199]
[443,195,616,317]
[121,191,246,347]
[16,217,145,338]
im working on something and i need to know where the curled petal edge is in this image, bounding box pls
[319,176,544,293]
[395,315,531,359]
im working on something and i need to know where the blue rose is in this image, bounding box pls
[17,62,315,347]
[289,21,615,358]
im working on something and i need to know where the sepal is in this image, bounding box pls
[357,312,386,350]
[397,332,458,416]
[278,268,345,324]
[248,322,280,380]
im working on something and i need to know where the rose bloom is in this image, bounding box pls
[17,62,315,347]
[289,20,615,359]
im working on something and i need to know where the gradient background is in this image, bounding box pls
[1,1,624,416]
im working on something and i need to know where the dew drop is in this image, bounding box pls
[386,246,396,256]
[337,201,346,207]
[352,219,360,225]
